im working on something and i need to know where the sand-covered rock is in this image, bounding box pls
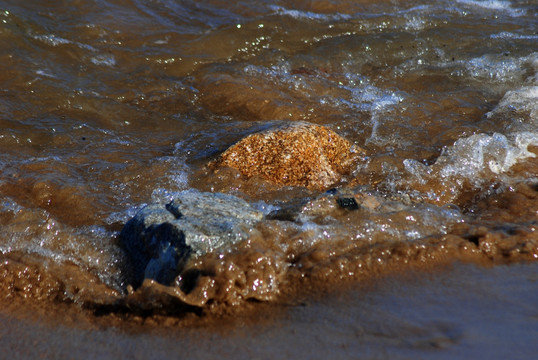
[210,122,363,190]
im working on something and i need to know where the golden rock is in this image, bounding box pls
[210,122,363,190]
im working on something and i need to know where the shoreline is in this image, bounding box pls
[2,260,536,359]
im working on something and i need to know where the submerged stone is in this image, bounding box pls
[336,197,360,210]
[210,122,363,190]
[120,190,263,287]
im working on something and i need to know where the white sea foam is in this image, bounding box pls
[439,132,538,178]
[268,5,352,21]
[490,86,538,124]
[252,201,280,216]
[20,156,64,165]
[397,5,435,31]
[151,187,183,204]
[90,54,116,67]
[401,131,538,204]
[463,54,528,82]
[105,205,146,226]
[33,33,97,51]
[244,62,404,118]
[35,69,57,78]
[358,85,404,145]
[403,15,427,31]
[491,32,538,40]
[33,34,71,46]
[454,0,525,16]
[485,53,538,127]
[402,131,537,186]
[432,53,537,90]
[0,195,126,290]
[297,197,463,244]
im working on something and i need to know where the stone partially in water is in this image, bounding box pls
[210,122,363,190]
[120,190,263,287]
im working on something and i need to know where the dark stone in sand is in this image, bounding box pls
[266,198,310,222]
[120,190,263,287]
[336,197,360,210]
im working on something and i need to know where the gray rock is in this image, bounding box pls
[120,190,263,287]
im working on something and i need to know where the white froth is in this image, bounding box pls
[400,131,538,204]
[33,34,71,46]
[397,5,435,31]
[454,0,525,16]
[35,69,57,78]
[485,53,538,126]
[347,82,404,112]
[33,33,97,51]
[494,86,538,122]
[252,201,281,216]
[0,197,124,289]
[363,90,405,145]
[105,205,146,225]
[151,187,183,204]
[268,5,352,21]
[463,55,526,82]
[491,32,538,40]
[90,54,116,67]
[439,132,538,178]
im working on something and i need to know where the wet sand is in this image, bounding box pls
[2,261,536,360]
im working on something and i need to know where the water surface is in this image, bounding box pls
[0,0,537,357]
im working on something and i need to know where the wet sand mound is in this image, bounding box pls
[210,122,363,189]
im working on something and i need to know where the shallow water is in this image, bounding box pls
[0,0,537,356]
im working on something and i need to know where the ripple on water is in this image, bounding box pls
[0,0,536,326]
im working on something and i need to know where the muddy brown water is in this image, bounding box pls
[0,0,537,358]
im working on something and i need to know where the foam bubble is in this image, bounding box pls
[396,5,435,31]
[151,187,182,204]
[404,16,427,31]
